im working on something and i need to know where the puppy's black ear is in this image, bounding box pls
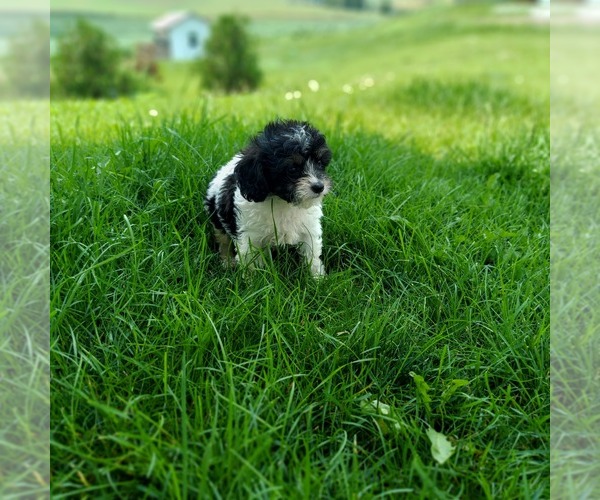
[235,148,269,202]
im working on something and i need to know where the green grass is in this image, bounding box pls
[550,26,600,499]
[49,6,549,498]
[0,101,50,496]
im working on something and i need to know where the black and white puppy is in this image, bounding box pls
[204,119,332,276]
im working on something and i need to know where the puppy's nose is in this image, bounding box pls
[311,181,325,194]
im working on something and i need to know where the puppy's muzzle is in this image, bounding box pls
[311,181,325,194]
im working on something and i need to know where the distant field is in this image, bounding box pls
[2,2,543,54]
[48,0,418,18]
[2,0,382,55]
[47,10,381,49]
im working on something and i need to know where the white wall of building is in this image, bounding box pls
[169,18,210,60]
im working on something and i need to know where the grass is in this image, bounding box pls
[550,25,600,499]
[49,6,549,498]
[0,101,50,496]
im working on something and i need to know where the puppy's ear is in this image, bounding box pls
[235,148,269,202]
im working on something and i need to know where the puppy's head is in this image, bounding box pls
[235,119,332,205]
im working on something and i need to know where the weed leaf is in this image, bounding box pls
[426,427,455,465]
[409,371,432,412]
[360,396,401,435]
[441,379,469,403]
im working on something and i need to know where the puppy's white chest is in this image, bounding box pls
[237,194,322,247]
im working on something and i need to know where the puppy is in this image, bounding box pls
[204,119,332,276]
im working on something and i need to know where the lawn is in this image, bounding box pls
[550,25,600,499]
[49,5,549,498]
[0,101,50,498]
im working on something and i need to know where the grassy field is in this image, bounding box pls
[550,25,600,499]
[48,0,419,18]
[46,0,382,48]
[0,103,49,498]
[49,5,549,498]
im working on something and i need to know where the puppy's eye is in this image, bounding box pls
[289,154,304,171]
[316,148,332,167]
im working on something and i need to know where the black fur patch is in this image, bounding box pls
[204,195,223,232]
[218,173,238,237]
[234,147,270,203]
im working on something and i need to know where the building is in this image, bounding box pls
[152,12,210,61]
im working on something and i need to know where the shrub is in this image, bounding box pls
[52,18,140,99]
[200,14,262,94]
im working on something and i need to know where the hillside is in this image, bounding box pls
[48,0,416,18]
[49,5,548,158]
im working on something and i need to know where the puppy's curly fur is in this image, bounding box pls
[205,119,332,276]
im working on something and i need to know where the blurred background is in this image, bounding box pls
[0,0,552,157]
[1,0,551,109]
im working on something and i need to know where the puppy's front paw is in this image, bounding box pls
[311,260,326,278]
[220,255,236,269]
[237,249,267,272]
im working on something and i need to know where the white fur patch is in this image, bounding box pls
[284,125,310,154]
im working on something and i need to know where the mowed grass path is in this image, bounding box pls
[50,7,549,498]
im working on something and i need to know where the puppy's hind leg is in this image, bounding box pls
[215,229,235,267]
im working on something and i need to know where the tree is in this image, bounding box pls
[2,19,50,98]
[344,0,365,9]
[380,0,393,14]
[322,0,365,8]
[200,14,262,94]
[52,18,139,99]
